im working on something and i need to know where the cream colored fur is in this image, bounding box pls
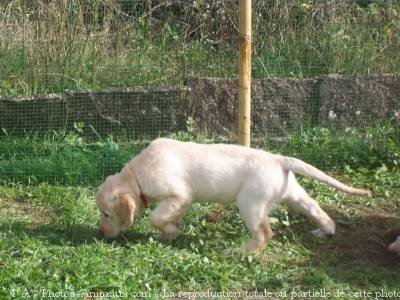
[389,236,400,255]
[96,138,371,251]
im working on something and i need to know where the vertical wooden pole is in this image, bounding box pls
[238,0,251,147]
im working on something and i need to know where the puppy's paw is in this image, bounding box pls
[388,236,400,255]
[156,222,180,242]
[157,232,179,242]
[172,219,183,229]
[311,219,335,238]
[244,239,266,252]
[157,234,174,242]
[311,228,334,239]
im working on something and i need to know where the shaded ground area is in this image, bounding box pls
[320,209,400,269]
[206,205,400,269]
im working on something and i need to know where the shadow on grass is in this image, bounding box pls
[1,206,399,273]
[0,220,205,249]
[276,208,400,270]
[0,221,152,246]
[1,222,94,245]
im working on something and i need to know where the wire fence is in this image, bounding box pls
[2,1,400,93]
[0,0,399,185]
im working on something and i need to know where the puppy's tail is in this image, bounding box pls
[279,156,372,197]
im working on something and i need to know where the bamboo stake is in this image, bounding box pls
[238,0,251,147]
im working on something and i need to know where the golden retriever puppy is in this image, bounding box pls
[389,236,400,255]
[96,138,371,251]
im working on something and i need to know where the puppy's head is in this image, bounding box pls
[96,173,139,238]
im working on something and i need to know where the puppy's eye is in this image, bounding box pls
[102,211,110,218]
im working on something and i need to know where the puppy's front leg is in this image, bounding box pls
[149,198,190,241]
[237,188,275,251]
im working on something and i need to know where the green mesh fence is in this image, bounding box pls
[0,0,399,185]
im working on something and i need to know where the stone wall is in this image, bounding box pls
[0,75,398,138]
[186,74,399,136]
[317,75,400,128]
[0,87,189,137]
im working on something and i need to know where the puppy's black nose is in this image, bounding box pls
[97,228,104,237]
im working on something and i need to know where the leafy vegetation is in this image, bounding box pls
[1,124,399,297]
[1,0,400,95]
[1,122,398,186]
[1,0,399,297]
[0,141,399,298]
[266,121,400,172]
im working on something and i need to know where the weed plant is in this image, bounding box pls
[0,121,398,186]
[0,125,399,297]
[1,1,399,95]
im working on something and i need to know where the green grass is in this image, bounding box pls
[265,122,400,171]
[0,124,399,298]
[1,1,400,95]
[1,2,399,296]
[1,122,398,185]
[0,130,145,186]
[0,170,399,299]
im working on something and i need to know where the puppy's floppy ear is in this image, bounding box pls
[115,194,136,226]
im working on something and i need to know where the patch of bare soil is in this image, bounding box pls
[0,200,53,224]
[322,209,400,269]
[207,206,227,223]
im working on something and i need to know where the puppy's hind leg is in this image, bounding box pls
[149,197,190,241]
[283,172,335,238]
[237,188,274,252]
